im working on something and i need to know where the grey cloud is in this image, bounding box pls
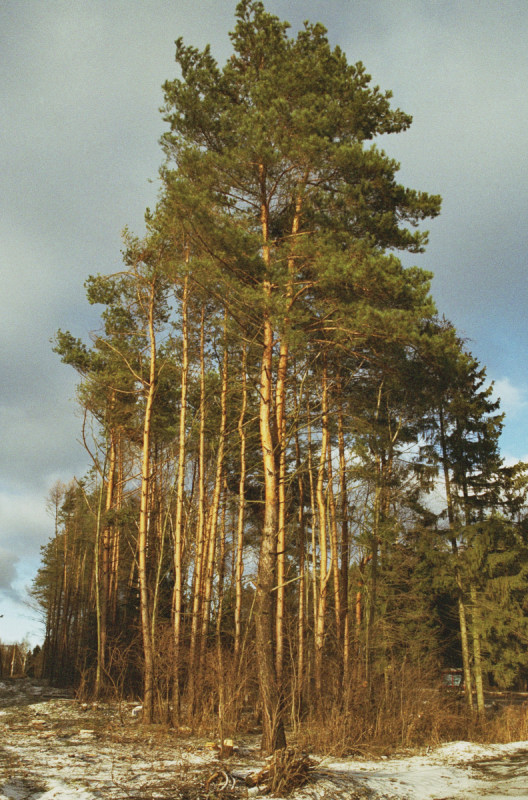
[0,548,21,600]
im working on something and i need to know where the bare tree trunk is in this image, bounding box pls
[306,398,318,699]
[98,426,117,693]
[327,440,342,651]
[215,485,228,751]
[255,163,286,753]
[234,346,248,664]
[470,583,485,717]
[172,273,189,720]
[275,336,287,682]
[137,277,158,724]
[199,312,229,674]
[94,470,106,697]
[274,193,302,683]
[188,306,207,703]
[439,406,474,711]
[294,401,306,724]
[109,433,123,627]
[315,358,330,703]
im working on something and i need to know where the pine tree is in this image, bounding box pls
[159,0,440,750]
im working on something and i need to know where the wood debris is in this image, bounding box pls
[245,748,317,796]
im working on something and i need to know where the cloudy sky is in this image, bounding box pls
[1,0,527,645]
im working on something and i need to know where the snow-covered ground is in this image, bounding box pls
[0,679,527,799]
[322,740,528,799]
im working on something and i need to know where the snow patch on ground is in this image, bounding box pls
[0,680,527,799]
[324,740,528,799]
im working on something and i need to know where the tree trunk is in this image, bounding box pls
[199,312,229,674]
[315,358,330,702]
[188,306,207,704]
[234,346,248,664]
[255,164,286,753]
[439,406,474,710]
[294,403,306,724]
[337,386,350,682]
[172,272,189,719]
[138,277,158,724]
[470,583,485,717]
[274,190,302,682]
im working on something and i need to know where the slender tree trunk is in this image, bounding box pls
[109,433,123,627]
[138,278,158,724]
[470,583,485,717]
[199,312,229,674]
[294,403,306,724]
[275,338,287,682]
[234,346,248,664]
[98,426,116,693]
[306,399,318,690]
[274,190,302,683]
[216,484,227,751]
[365,458,381,689]
[327,440,342,650]
[439,406,474,710]
[255,163,286,753]
[94,470,107,697]
[337,387,350,682]
[172,273,189,719]
[188,306,207,698]
[315,358,330,702]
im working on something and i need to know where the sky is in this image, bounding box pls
[1,0,527,646]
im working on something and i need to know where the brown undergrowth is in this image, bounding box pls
[70,652,528,758]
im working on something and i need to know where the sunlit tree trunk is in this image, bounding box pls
[98,425,117,693]
[188,306,207,698]
[327,440,342,651]
[274,190,303,683]
[470,583,485,717]
[138,276,158,724]
[109,433,123,627]
[439,406,474,711]
[315,358,330,702]
[255,164,286,752]
[306,399,318,676]
[337,387,350,682]
[94,469,107,697]
[172,272,189,719]
[199,312,229,674]
[234,346,248,664]
[294,397,306,722]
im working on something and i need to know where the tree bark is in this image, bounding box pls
[255,163,286,753]
[234,346,248,664]
[138,276,158,724]
[470,583,485,717]
[439,405,474,710]
[172,272,189,719]
[315,358,330,702]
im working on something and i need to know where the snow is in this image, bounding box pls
[0,680,527,799]
[322,740,528,799]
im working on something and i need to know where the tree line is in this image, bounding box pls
[33,1,528,752]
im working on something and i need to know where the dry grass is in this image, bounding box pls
[293,666,475,756]
[479,701,528,743]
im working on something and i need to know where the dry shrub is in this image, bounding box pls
[295,663,473,755]
[174,646,259,738]
[481,701,528,743]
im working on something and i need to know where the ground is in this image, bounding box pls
[0,679,527,799]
